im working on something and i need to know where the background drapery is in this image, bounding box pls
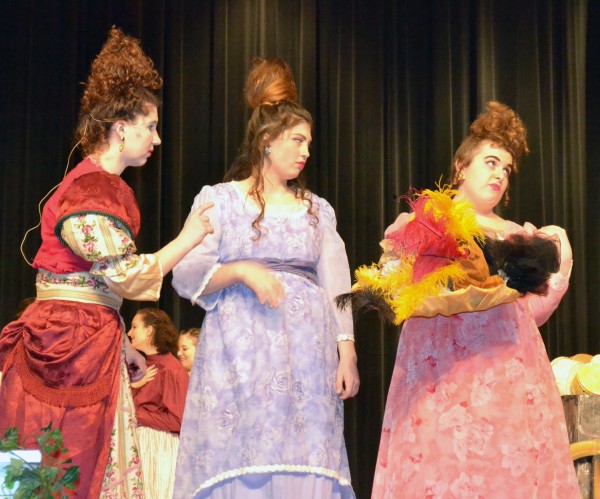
[1,1,597,497]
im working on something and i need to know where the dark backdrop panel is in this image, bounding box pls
[0,1,595,497]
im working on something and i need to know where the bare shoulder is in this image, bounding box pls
[477,213,509,234]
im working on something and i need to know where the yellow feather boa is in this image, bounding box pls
[351,186,498,325]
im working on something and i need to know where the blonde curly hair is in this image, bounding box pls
[451,101,529,187]
[75,26,163,156]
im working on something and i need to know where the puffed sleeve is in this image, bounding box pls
[315,198,354,342]
[172,185,223,310]
[60,214,163,301]
[523,276,570,327]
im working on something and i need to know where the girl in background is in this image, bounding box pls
[128,308,189,499]
[178,327,200,373]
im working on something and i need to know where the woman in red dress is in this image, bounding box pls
[0,27,212,498]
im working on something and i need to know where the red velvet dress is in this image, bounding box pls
[0,158,163,498]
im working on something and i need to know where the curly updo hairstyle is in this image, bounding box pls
[76,26,163,157]
[451,101,529,187]
[136,308,179,357]
[224,58,316,236]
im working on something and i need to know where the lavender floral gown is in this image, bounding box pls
[172,182,356,498]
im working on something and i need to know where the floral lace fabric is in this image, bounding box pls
[371,219,579,498]
[172,183,355,497]
[100,344,144,498]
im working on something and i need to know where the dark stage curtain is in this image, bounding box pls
[0,1,596,497]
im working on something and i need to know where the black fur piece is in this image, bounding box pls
[335,289,396,324]
[480,233,560,295]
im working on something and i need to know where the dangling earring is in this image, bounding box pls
[503,188,510,206]
[453,169,465,186]
[119,136,125,153]
[264,145,272,156]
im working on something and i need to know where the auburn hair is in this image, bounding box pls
[76,27,163,157]
[136,308,178,357]
[179,327,201,347]
[451,101,529,187]
[224,58,317,237]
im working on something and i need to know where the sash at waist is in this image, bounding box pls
[251,258,318,285]
[35,269,123,310]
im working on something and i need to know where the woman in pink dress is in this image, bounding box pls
[370,102,579,498]
[0,28,212,498]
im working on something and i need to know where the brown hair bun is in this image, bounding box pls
[76,26,163,156]
[81,26,162,114]
[244,58,298,110]
[469,101,529,170]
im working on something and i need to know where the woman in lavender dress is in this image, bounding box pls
[172,58,360,498]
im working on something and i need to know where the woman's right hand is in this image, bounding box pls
[384,212,411,237]
[178,202,215,248]
[236,261,285,308]
[156,202,215,275]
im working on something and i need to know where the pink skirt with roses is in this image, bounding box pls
[371,299,579,499]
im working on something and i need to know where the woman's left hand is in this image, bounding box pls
[336,347,360,400]
[131,364,158,389]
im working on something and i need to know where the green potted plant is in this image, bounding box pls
[0,423,78,498]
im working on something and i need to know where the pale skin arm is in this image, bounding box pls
[201,261,285,308]
[204,264,360,398]
[336,340,360,400]
[155,203,214,274]
[518,223,573,326]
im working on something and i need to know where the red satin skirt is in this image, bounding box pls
[0,299,122,498]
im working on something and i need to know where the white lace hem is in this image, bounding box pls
[193,463,352,494]
[191,263,222,306]
[336,334,355,342]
